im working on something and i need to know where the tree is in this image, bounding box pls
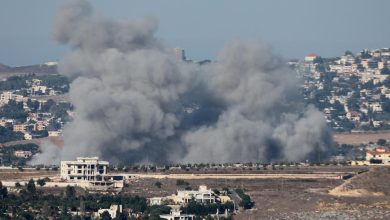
[345,50,354,56]
[37,178,46,187]
[100,210,112,220]
[377,139,387,146]
[235,189,254,209]
[381,67,390,75]
[26,179,36,195]
[176,179,189,186]
[0,181,8,199]
[154,181,162,188]
[65,186,76,199]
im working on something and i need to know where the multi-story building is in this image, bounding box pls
[366,147,390,165]
[168,185,216,204]
[60,157,124,189]
[13,124,27,132]
[173,48,186,61]
[60,157,109,182]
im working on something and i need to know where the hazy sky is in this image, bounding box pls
[1,0,389,66]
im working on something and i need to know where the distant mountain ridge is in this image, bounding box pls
[0,63,10,71]
[0,62,58,74]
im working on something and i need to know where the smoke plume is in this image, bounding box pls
[34,0,332,165]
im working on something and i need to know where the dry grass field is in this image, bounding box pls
[334,131,390,145]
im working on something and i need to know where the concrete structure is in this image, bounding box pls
[366,146,390,165]
[168,185,216,204]
[61,157,108,181]
[13,124,27,132]
[14,150,32,158]
[219,195,232,204]
[174,48,186,61]
[149,197,163,205]
[60,157,123,189]
[94,205,122,219]
[304,53,320,62]
[160,211,194,220]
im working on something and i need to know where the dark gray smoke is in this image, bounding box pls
[33,0,332,165]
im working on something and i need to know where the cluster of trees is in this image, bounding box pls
[0,100,27,120]
[0,180,158,220]
[37,74,70,93]
[0,76,28,91]
[235,188,254,209]
[0,143,39,166]
[181,200,234,219]
[176,179,190,186]
[41,99,72,121]
[0,126,24,143]
[0,74,70,93]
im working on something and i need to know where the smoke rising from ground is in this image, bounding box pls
[33,0,332,165]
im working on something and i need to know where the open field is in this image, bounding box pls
[334,131,390,145]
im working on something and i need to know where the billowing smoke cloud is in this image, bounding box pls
[33,0,332,165]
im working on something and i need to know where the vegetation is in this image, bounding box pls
[37,178,46,187]
[0,100,28,120]
[0,143,39,166]
[235,188,254,209]
[176,179,190,186]
[0,126,24,143]
[0,76,28,91]
[0,183,151,219]
[0,74,69,93]
[181,200,234,218]
[154,181,162,188]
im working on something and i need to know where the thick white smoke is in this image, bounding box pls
[33,0,332,165]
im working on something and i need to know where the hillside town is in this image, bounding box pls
[291,48,390,132]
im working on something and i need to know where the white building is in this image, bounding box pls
[61,157,108,181]
[173,185,216,204]
[14,150,32,158]
[149,197,163,206]
[60,157,123,189]
[174,48,186,61]
[304,53,320,62]
[160,211,194,220]
[0,91,13,105]
[94,205,122,219]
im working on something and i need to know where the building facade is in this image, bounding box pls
[60,157,109,182]
[170,185,216,204]
[366,147,390,165]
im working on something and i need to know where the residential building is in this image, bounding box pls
[94,205,122,219]
[173,48,186,61]
[169,185,216,204]
[61,157,109,181]
[13,124,27,132]
[14,150,32,158]
[160,211,194,220]
[366,147,390,165]
[304,53,320,62]
[60,157,123,189]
